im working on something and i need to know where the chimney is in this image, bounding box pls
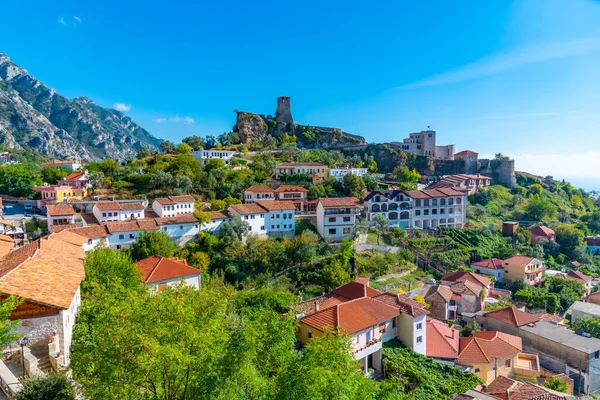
[315,303,320,312]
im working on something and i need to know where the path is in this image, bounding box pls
[353,243,399,253]
[375,268,416,282]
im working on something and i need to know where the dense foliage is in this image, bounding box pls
[571,317,600,339]
[14,373,74,400]
[514,276,585,313]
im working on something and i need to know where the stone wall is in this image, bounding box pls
[275,96,293,124]
[477,159,516,188]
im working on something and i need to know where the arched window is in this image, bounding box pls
[400,211,409,220]
[389,212,398,220]
[381,203,388,212]
[388,203,398,211]
[400,202,410,210]
[371,204,380,212]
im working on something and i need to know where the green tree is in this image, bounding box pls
[395,166,421,183]
[555,224,585,259]
[572,317,600,339]
[177,142,193,154]
[0,164,42,197]
[82,248,141,292]
[525,195,557,221]
[160,140,177,154]
[14,373,74,400]
[341,173,366,199]
[129,231,179,261]
[182,135,206,151]
[528,183,544,195]
[543,377,568,393]
[211,199,227,211]
[373,214,390,245]
[322,258,350,290]
[494,153,510,161]
[41,167,69,184]
[460,320,480,337]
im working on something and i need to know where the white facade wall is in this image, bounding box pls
[243,191,275,203]
[93,205,145,223]
[234,212,267,236]
[329,168,368,182]
[48,214,75,229]
[148,275,201,290]
[365,193,413,228]
[470,265,504,283]
[152,201,194,218]
[158,222,200,246]
[396,313,426,355]
[203,218,230,233]
[82,237,107,252]
[412,195,466,229]
[107,230,141,250]
[192,149,235,165]
[316,203,356,242]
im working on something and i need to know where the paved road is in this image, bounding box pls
[2,203,46,222]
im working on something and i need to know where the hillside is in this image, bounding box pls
[0,53,162,161]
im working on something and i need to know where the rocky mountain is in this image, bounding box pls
[0,53,162,161]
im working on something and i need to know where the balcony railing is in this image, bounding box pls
[325,208,360,215]
[353,340,382,360]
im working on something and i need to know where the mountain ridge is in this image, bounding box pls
[0,53,162,161]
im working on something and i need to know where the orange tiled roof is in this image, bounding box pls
[484,307,540,327]
[426,318,459,359]
[70,225,111,238]
[454,150,478,156]
[406,188,465,199]
[317,197,359,208]
[154,196,194,205]
[332,280,383,300]
[425,284,453,303]
[450,280,483,297]
[63,171,85,181]
[373,292,429,317]
[154,214,197,225]
[529,225,555,238]
[442,271,491,288]
[136,256,201,284]
[228,204,266,215]
[46,204,76,216]
[255,201,296,211]
[566,270,592,282]
[504,255,536,266]
[245,185,274,193]
[51,230,88,247]
[472,258,504,270]
[119,202,145,210]
[274,185,308,193]
[94,202,144,211]
[300,296,399,334]
[50,224,77,233]
[0,235,13,259]
[0,235,85,309]
[457,331,522,365]
[209,210,230,220]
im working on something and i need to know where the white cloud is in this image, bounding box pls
[74,16,82,22]
[396,37,600,90]
[58,17,67,26]
[153,115,195,124]
[114,102,131,112]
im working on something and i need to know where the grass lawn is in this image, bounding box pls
[366,232,394,246]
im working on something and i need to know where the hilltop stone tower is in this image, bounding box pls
[275,96,293,124]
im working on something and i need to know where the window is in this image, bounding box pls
[102,212,107,217]
[283,224,287,229]
[87,239,92,245]
[440,209,445,214]
[328,228,337,235]
[129,234,135,239]
[244,216,249,220]
[595,351,599,359]
[343,227,351,235]
[424,210,429,216]
[119,234,124,240]
[352,335,359,344]
[251,215,255,219]
[379,323,386,333]
[474,368,480,373]
[277,225,280,229]
[328,217,336,223]
[416,323,422,330]
[432,199,438,206]
[116,245,121,250]
[288,213,292,219]
[415,210,421,216]
[505,359,511,368]
[260,226,265,230]
[449,208,454,214]
[271,225,275,229]
[392,319,396,328]
[343,216,351,222]
[416,336,422,343]
[424,200,429,207]
[308,329,312,339]
[432,209,437,215]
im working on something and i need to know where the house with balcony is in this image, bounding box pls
[92,202,146,223]
[46,204,77,229]
[243,185,275,203]
[275,162,328,185]
[470,259,505,283]
[297,279,428,378]
[329,168,368,182]
[152,195,195,217]
[406,188,467,229]
[502,256,546,286]
[316,197,360,242]
[363,190,413,228]
[456,331,540,384]
[274,186,308,212]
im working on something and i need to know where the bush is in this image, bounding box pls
[14,373,73,400]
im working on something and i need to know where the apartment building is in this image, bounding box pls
[329,168,368,182]
[275,162,328,185]
[243,185,275,203]
[316,197,360,242]
[192,149,236,165]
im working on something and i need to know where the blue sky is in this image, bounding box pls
[1,0,600,187]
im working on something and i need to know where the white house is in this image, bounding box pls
[316,197,360,242]
[152,195,195,218]
[136,256,201,290]
[243,185,275,203]
[92,202,146,223]
[205,211,231,233]
[192,149,236,165]
[363,190,413,228]
[104,220,160,250]
[255,201,296,238]
[329,168,368,182]
[470,259,505,283]
[46,204,77,229]
[274,185,309,212]
[228,203,267,236]
[156,214,201,246]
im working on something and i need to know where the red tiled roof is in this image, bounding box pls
[276,162,327,167]
[255,201,296,211]
[63,171,85,181]
[209,210,230,220]
[457,331,522,365]
[485,376,522,398]
[154,213,197,225]
[504,255,536,267]
[300,296,399,334]
[442,271,491,288]
[406,188,465,199]
[529,225,555,238]
[94,202,123,211]
[168,195,194,203]
[245,185,274,193]
[136,256,201,284]
[274,185,308,193]
[450,280,482,297]
[317,197,359,208]
[426,318,459,359]
[46,204,76,216]
[472,258,504,270]
[373,292,429,317]
[50,224,77,233]
[566,269,592,282]
[331,280,383,300]
[425,285,453,303]
[70,225,111,238]
[119,202,145,210]
[228,203,266,215]
[454,150,478,156]
[484,307,540,327]
[154,198,176,205]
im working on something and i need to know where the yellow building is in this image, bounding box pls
[34,185,88,203]
[275,162,329,185]
[502,255,546,286]
[456,331,539,384]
